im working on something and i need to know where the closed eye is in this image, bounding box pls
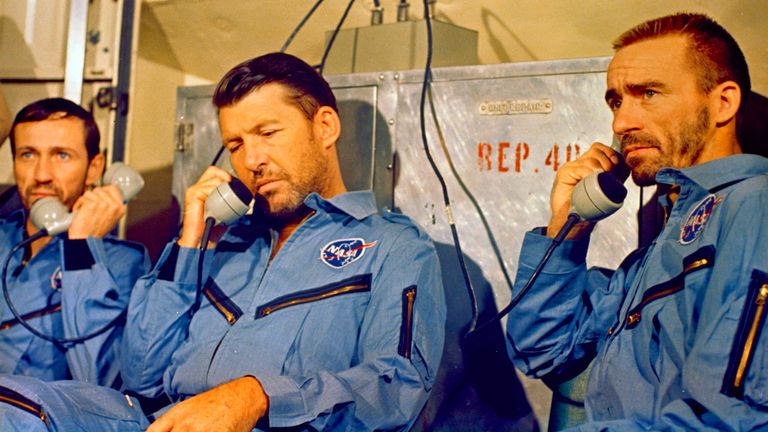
[224,139,243,153]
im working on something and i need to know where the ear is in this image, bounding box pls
[313,106,341,150]
[710,80,741,126]
[85,153,105,187]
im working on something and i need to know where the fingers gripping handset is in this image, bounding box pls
[179,168,253,315]
[30,162,145,237]
[546,142,629,240]
[473,143,630,331]
[177,166,253,250]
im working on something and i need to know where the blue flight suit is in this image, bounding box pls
[506,154,768,430]
[0,191,445,431]
[0,209,149,386]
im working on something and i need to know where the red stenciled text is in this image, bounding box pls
[478,142,581,173]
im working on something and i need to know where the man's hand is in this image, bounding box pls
[68,185,125,239]
[147,376,268,432]
[546,142,623,239]
[177,166,232,249]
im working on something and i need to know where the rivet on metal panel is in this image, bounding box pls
[87,29,101,45]
[425,203,436,225]
[388,119,395,126]
[387,164,393,170]
[394,73,400,80]
[378,74,385,81]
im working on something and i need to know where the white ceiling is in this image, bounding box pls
[139,0,768,94]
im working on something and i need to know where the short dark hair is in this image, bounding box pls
[10,97,100,160]
[614,13,750,141]
[213,52,337,119]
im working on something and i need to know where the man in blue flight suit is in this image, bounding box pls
[0,98,148,386]
[506,13,768,430]
[0,53,445,431]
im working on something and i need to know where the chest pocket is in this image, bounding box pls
[256,274,372,319]
[624,246,715,330]
[722,269,768,405]
[202,278,243,325]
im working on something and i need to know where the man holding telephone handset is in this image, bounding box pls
[506,13,768,430]
[0,98,148,386]
[0,54,445,431]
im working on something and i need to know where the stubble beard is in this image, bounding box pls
[21,182,85,211]
[622,105,710,187]
[255,158,328,222]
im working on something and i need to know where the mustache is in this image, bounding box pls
[25,184,62,198]
[620,133,661,152]
[250,166,289,191]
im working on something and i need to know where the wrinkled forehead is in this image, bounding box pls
[607,35,694,87]
[13,117,88,151]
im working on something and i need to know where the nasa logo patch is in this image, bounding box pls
[50,266,62,291]
[320,238,377,269]
[680,194,722,245]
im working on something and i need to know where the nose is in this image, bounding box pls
[33,155,53,183]
[242,139,270,173]
[612,99,643,137]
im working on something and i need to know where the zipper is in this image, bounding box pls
[733,285,768,389]
[624,247,713,330]
[205,226,281,382]
[722,276,768,398]
[202,279,243,325]
[0,385,49,424]
[398,286,417,358]
[0,303,62,330]
[607,246,652,337]
[256,274,372,318]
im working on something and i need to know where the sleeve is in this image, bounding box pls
[505,228,626,380]
[257,225,446,431]
[59,237,150,386]
[120,242,213,397]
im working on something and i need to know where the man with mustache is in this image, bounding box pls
[506,13,768,430]
[0,54,445,431]
[0,98,148,386]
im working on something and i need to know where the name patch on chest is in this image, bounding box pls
[321,238,377,269]
[680,194,722,245]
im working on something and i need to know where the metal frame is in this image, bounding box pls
[110,0,138,162]
[64,0,89,103]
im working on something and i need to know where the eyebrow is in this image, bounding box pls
[14,145,81,154]
[242,118,281,136]
[605,80,669,103]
